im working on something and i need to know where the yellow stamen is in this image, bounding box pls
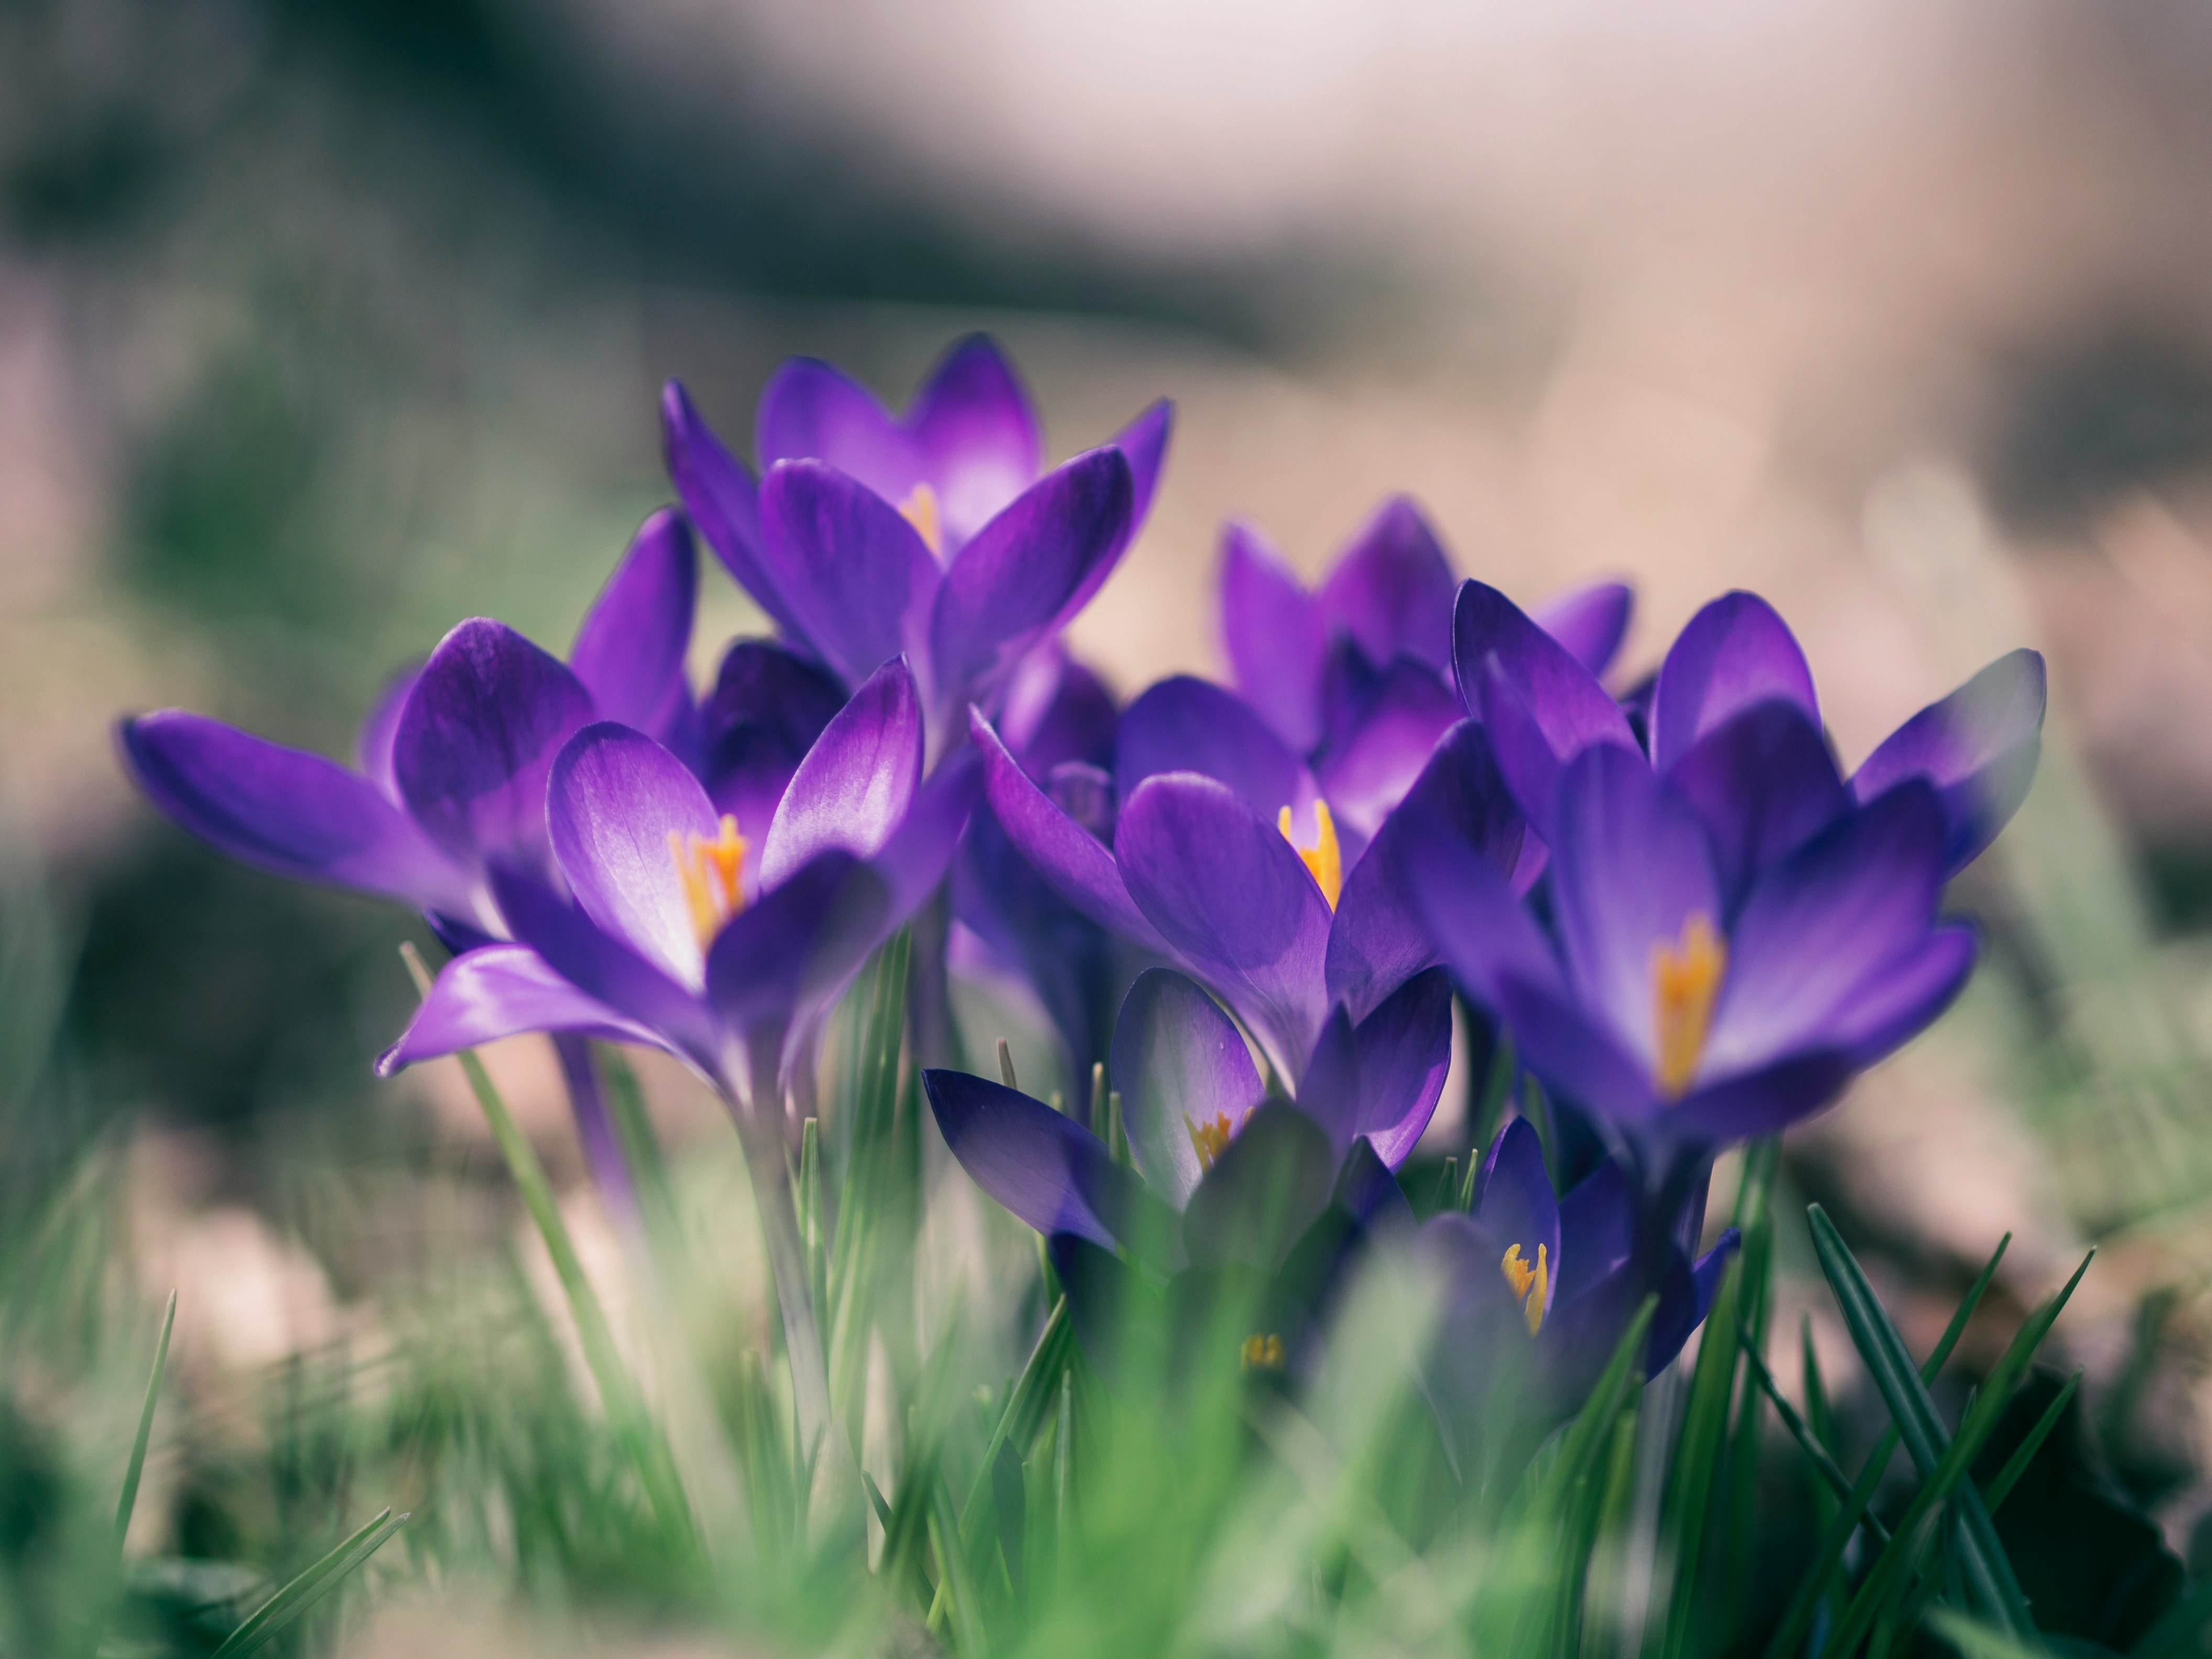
[1240,1332,1285,1372]
[1651,912,1727,1100]
[667,813,749,952]
[1501,1242,1550,1336]
[1186,1111,1232,1170]
[1277,800,1343,910]
[898,481,943,556]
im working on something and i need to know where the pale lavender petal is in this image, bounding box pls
[1115,675,1323,832]
[755,356,919,502]
[1850,649,2046,875]
[1317,497,1456,673]
[121,711,468,910]
[1115,773,1333,1083]
[1532,580,1634,677]
[1110,968,1264,1207]
[758,461,938,689]
[356,662,421,802]
[1649,591,1818,775]
[760,657,922,887]
[661,381,804,641]
[1349,967,1454,1167]
[393,619,597,870]
[375,944,669,1075]
[546,722,720,989]
[908,334,1043,547]
[1666,700,1848,903]
[925,1068,1150,1253]
[1219,521,1327,754]
[568,508,698,741]
[1472,1116,1559,1327]
[1313,660,1461,845]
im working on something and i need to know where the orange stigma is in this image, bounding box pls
[1277,800,1342,910]
[898,482,943,556]
[1240,1332,1285,1372]
[1501,1242,1549,1335]
[1186,1111,1233,1170]
[668,814,748,951]
[1652,912,1727,1100]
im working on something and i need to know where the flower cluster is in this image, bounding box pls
[118,334,2044,1462]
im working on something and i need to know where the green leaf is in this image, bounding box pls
[1986,1371,2081,1515]
[208,1507,407,1658]
[112,1289,176,1560]
[1738,1323,1889,1546]
[1660,1253,1744,1659]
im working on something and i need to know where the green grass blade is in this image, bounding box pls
[2129,1573,2212,1659]
[1930,1611,2045,1659]
[1535,1295,1660,1524]
[1738,1325,1890,1546]
[959,1297,1075,1541]
[208,1507,407,1658]
[1658,1253,1745,1659]
[1985,1370,2079,1515]
[112,1288,176,1560]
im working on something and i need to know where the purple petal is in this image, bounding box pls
[568,508,698,741]
[973,710,1167,951]
[1398,806,1562,1015]
[759,657,922,887]
[1313,659,1461,844]
[1472,1116,1560,1327]
[1292,1006,1364,1160]
[866,745,980,923]
[1115,676,1323,832]
[1704,782,1949,1080]
[1045,761,1116,841]
[927,448,1134,711]
[1497,975,1657,1122]
[1850,649,2046,875]
[356,662,422,801]
[1219,521,1327,754]
[375,944,668,1075]
[1317,497,1456,674]
[924,1068,1150,1253]
[662,381,802,641]
[1666,700,1848,904]
[994,646,1119,774]
[908,334,1043,547]
[1532,580,1634,677]
[546,722,720,989]
[696,639,849,839]
[1554,1159,1634,1307]
[1180,1101,1337,1268]
[756,356,919,503]
[1824,921,1977,1065]
[1110,399,1174,533]
[1649,591,1818,775]
[1548,746,1723,1072]
[1332,1138,1412,1230]
[757,461,938,689]
[393,619,597,870]
[1115,773,1333,1083]
[1110,968,1265,1206]
[1666,1051,1856,1143]
[1348,967,1454,1167]
[1327,720,1525,1021]
[120,711,468,911]
[706,850,883,1031]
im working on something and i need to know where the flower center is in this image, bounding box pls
[898,482,943,557]
[1240,1332,1285,1372]
[1186,1110,1232,1170]
[1501,1242,1549,1336]
[1652,912,1727,1100]
[668,813,748,952]
[1277,800,1342,910]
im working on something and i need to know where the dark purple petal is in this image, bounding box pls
[1704,782,1948,1079]
[120,711,469,910]
[994,646,1119,775]
[1110,399,1174,533]
[356,661,422,801]
[1666,699,1848,905]
[755,356,919,503]
[1646,1229,1742,1374]
[1532,580,1634,677]
[908,334,1043,546]
[924,1068,1152,1254]
[757,461,938,689]
[1116,675,1323,830]
[927,448,1134,709]
[1109,968,1264,1207]
[1180,1101,1338,1268]
[1331,1138,1412,1230]
[1472,1117,1560,1328]
[393,619,597,870]
[568,508,698,741]
[1825,921,1977,1066]
[1649,591,1818,775]
[1399,807,1562,1014]
[546,722,720,988]
[1313,660,1462,845]
[1554,1158,1634,1307]
[1219,522,1327,754]
[973,709,1168,951]
[1045,761,1116,841]
[1850,649,2046,876]
[1548,746,1723,1071]
[759,656,922,887]
[1349,967,1454,1167]
[662,381,803,640]
[375,944,669,1075]
[1665,1051,1855,1143]
[696,639,849,837]
[1115,773,1332,1084]
[706,850,884,1031]
[1327,720,1525,1021]
[1292,1007,1363,1160]
[1317,497,1456,674]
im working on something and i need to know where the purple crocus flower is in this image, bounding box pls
[1220,497,1632,844]
[118,512,700,1203]
[662,335,1172,757]
[971,681,1524,1089]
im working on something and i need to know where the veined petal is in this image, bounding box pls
[1348,967,1454,1167]
[568,508,698,741]
[756,356,920,504]
[120,711,467,910]
[925,1068,1154,1255]
[1318,496,1457,674]
[908,333,1043,546]
[393,619,597,870]
[758,460,939,689]
[375,944,670,1075]
[1650,591,1818,775]
[760,656,922,887]
[1110,968,1264,1208]
[1850,648,2046,876]
[661,381,801,640]
[1116,675,1323,834]
[1219,521,1327,755]
[1532,580,1634,677]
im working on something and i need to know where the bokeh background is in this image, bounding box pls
[13,0,2212,1647]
